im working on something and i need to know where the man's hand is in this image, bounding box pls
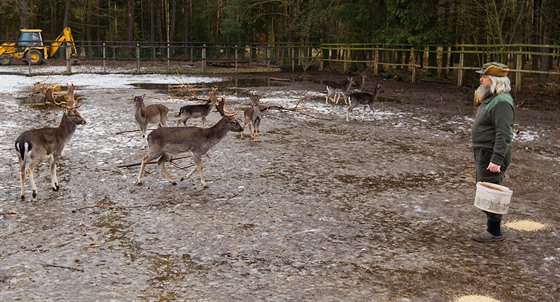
[487,162,501,173]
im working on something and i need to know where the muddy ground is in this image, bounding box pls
[0,69,559,302]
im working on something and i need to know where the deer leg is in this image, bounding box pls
[193,157,207,188]
[49,155,59,191]
[346,104,356,122]
[136,153,159,185]
[368,103,375,117]
[240,122,248,139]
[136,156,149,185]
[27,163,38,198]
[201,116,206,127]
[253,121,260,141]
[180,166,198,183]
[18,160,26,199]
[157,157,177,185]
[248,123,254,139]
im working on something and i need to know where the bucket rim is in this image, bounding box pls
[476,181,512,194]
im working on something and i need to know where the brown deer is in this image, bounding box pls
[325,77,355,105]
[133,95,169,149]
[240,95,262,141]
[136,98,242,188]
[176,87,219,127]
[346,84,382,122]
[14,85,86,199]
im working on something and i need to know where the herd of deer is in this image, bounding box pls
[14,75,381,199]
[325,73,382,122]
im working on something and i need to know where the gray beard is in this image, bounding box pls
[475,84,492,101]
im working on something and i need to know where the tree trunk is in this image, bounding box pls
[170,0,177,43]
[127,0,134,42]
[531,0,542,70]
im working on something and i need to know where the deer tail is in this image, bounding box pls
[15,140,32,163]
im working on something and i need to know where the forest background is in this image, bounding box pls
[0,0,559,86]
[1,0,558,52]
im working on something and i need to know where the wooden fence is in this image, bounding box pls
[5,40,560,92]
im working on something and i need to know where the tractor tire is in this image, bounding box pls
[25,49,44,65]
[0,54,12,65]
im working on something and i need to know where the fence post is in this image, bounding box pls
[235,45,239,73]
[410,48,416,83]
[374,48,379,76]
[515,47,522,93]
[136,43,140,74]
[66,42,72,74]
[167,42,171,73]
[458,50,464,87]
[102,42,106,73]
[437,46,443,77]
[266,43,270,69]
[202,44,207,72]
[290,43,296,71]
[319,46,324,71]
[423,46,429,70]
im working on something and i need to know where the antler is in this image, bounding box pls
[216,98,238,117]
[52,84,80,110]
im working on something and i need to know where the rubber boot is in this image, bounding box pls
[486,212,503,236]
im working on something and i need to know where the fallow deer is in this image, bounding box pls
[133,95,169,149]
[325,77,355,105]
[356,72,367,91]
[240,95,262,141]
[136,98,242,188]
[14,84,86,199]
[176,87,219,127]
[346,84,382,122]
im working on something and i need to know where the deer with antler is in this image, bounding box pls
[176,87,219,127]
[14,84,86,199]
[326,76,355,105]
[136,98,242,188]
[133,94,169,149]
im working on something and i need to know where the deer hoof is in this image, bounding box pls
[136,181,143,186]
[32,191,37,198]
[52,184,60,191]
[20,194,25,200]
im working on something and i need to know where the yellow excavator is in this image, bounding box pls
[0,27,78,65]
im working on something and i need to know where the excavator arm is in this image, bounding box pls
[48,27,78,58]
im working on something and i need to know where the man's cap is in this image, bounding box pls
[476,62,509,77]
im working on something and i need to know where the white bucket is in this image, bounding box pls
[474,182,513,214]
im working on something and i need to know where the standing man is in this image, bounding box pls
[471,62,515,242]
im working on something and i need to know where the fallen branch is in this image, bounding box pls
[115,128,158,135]
[268,77,291,82]
[261,98,335,120]
[117,155,193,168]
[42,263,84,273]
[71,203,159,213]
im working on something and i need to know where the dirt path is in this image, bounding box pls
[0,71,558,301]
